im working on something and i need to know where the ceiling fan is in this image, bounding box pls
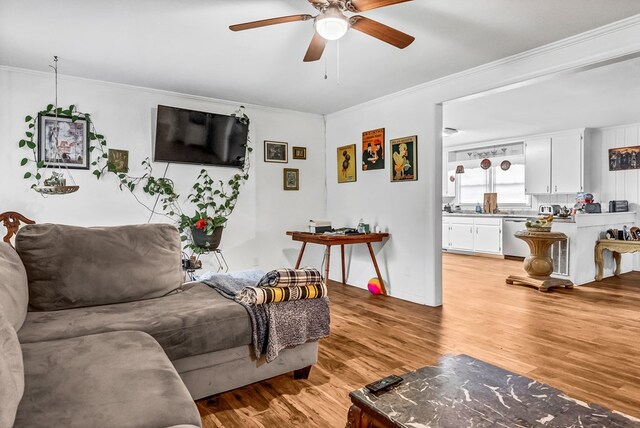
[229,0,415,62]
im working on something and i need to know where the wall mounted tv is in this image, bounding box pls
[154,105,249,168]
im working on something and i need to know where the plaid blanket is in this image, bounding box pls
[238,283,327,305]
[257,268,323,287]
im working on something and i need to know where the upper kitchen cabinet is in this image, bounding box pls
[525,129,589,195]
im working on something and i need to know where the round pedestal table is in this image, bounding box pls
[506,230,574,292]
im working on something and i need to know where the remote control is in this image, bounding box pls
[365,374,403,393]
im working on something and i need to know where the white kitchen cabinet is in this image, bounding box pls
[442,221,450,249]
[474,218,502,254]
[525,130,588,195]
[449,221,475,252]
[524,137,552,194]
[551,130,584,194]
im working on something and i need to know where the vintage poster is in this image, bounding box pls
[609,146,640,171]
[390,136,418,182]
[362,128,385,171]
[337,144,357,183]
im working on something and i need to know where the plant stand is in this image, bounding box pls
[212,249,229,273]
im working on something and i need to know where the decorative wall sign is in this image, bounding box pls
[609,146,640,171]
[283,168,299,190]
[292,146,307,160]
[500,160,511,171]
[480,158,491,170]
[362,128,385,171]
[38,114,89,170]
[264,140,288,163]
[108,149,129,173]
[390,136,417,182]
[455,165,465,174]
[449,175,456,182]
[337,144,357,183]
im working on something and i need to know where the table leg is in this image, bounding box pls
[613,251,622,276]
[594,244,604,281]
[366,243,387,295]
[341,245,346,284]
[295,242,307,269]
[324,245,331,284]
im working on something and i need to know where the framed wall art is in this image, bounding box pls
[38,114,90,169]
[264,140,288,163]
[362,128,385,171]
[292,146,307,160]
[337,144,357,183]
[390,135,417,182]
[107,149,129,173]
[609,146,640,171]
[283,168,299,191]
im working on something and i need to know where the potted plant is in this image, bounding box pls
[178,169,248,254]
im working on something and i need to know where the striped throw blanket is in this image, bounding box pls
[238,282,327,305]
[257,268,323,288]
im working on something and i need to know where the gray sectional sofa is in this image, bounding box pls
[0,222,318,427]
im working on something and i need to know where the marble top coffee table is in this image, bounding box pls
[347,354,640,428]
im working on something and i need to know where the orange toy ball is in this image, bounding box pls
[367,278,383,295]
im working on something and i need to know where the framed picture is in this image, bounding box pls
[362,128,385,171]
[609,146,640,171]
[108,149,129,173]
[264,140,288,163]
[390,136,417,182]
[283,168,299,191]
[337,144,357,183]
[292,146,307,160]
[38,114,89,169]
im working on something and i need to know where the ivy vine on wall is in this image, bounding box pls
[18,104,253,254]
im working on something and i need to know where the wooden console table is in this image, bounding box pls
[506,230,573,292]
[594,239,640,281]
[286,231,389,295]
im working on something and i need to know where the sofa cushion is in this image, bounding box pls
[18,283,251,360]
[0,308,24,428]
[15,223,184,310]
[15,330,202,428]
[0,243,28,330]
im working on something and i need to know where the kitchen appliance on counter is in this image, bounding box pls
[538,204,561,216]
[609,200,629,212]
[585,202,602,213]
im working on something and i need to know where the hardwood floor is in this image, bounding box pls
[197,253,640,427]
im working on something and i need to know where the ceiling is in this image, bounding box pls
[2,1,640,114]
[443,55,640,146]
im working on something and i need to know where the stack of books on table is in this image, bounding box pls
[309,220,332,234]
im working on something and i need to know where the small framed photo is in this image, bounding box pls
[283,168,299,191]
[292,146,307,160]
[264,140,288,163]
[337,144,357,183]
[38,114,90,169]
[390,136,417,182]
[108,149,129,173]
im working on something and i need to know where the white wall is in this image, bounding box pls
[0,67,327,272]
[325,17,640,306]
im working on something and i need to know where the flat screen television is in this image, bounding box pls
[154,105,249,168]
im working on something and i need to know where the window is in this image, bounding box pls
[449,142,529,207]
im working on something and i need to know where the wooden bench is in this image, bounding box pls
[594,239,640,281]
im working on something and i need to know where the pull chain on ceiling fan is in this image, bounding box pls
[229,0,415,62]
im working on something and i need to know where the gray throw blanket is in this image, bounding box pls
[203,274,330,363]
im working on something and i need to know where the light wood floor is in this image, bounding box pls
[197,253,640,427]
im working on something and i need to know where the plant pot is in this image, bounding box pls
[191,226,224,250]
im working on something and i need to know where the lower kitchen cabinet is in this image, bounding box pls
[443,216,502,255]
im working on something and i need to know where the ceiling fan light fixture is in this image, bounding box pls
[314,7,349,40]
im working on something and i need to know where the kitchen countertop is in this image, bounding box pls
[443,211,637,223]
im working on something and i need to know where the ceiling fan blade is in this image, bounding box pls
[303,32,327,62]
[346,0,412,12]
[230,14,313,32]
[349,16,415,49]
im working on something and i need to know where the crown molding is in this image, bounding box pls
[0,65,323,119]
[327,13,640,119]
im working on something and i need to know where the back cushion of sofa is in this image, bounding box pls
[0,243,29,330]
[15,223,184,311]
[0,308,24,428]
